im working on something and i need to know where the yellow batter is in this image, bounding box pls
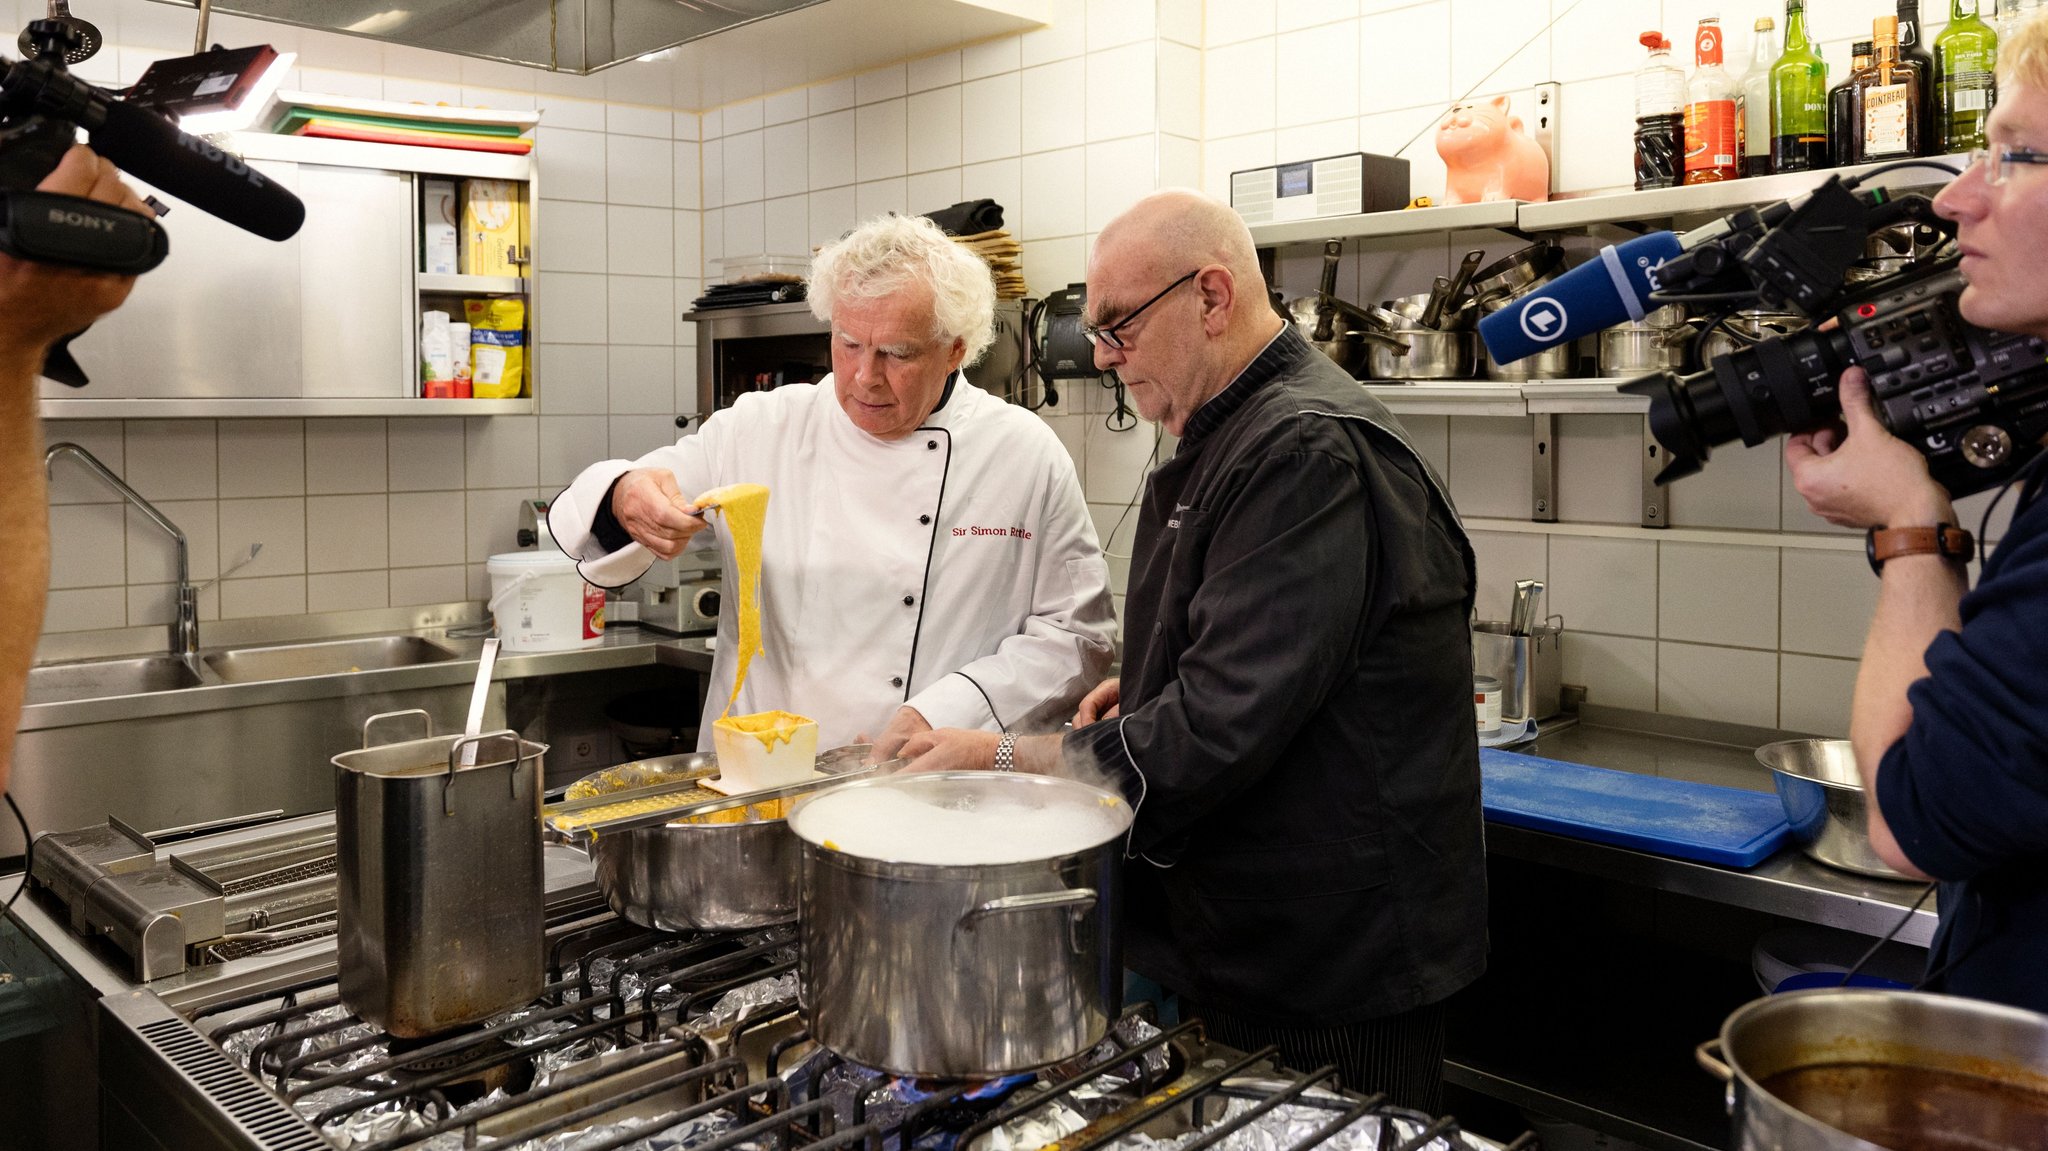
[712,708,811,751]
[553,769,791,835]
[694,482,770,717]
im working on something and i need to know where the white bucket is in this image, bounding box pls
[487,550,604,651]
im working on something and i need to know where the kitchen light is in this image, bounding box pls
[173,48,294,135]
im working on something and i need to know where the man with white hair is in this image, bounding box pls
[550,213,1115,756]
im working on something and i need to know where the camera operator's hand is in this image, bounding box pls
[1786,367,1956,530]
[0,144,151,373]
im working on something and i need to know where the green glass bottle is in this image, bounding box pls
[1770,0,1830,171]
[1935,0,1998,152]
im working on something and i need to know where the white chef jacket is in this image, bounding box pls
[549,374,1117,752]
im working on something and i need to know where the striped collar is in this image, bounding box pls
[1178,323,1295,447]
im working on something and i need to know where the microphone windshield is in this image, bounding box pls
[1479,231,1682,366]
[90,98,304,240]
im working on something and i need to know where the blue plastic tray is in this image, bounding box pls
[1480,747,1792,868]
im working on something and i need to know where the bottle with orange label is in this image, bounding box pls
[1684,15,1741,184]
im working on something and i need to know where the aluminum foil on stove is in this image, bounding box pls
[1103,1098,1459,1151]
[681,972,799,1034]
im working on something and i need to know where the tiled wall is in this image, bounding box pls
[35,0,705,634]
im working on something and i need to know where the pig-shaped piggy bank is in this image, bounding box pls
[1435,96,1550,205]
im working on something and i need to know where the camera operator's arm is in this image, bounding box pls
[1787,367,1960,879]
[0,144,148,794]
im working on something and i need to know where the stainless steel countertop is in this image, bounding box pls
[1493,708,1938,947]
[18,626,715,731]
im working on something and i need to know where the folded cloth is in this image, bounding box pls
[922,198,1005,236]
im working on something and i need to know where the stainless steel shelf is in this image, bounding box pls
[419,273,528,294]
[1519,378,1653,414]
[1365,382,1526,417]
[1517,153,1968,232]
[228,131,536,181]
[40,398,535,419]
[1248,200,1522,247]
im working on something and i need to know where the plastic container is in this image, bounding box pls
[714,254,809,285]
[487,550,604,652]
[1474,675,1503,735]
[710,711,818,793]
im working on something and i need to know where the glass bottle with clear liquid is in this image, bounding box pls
[1740,17,1778,177]
[1770,1,1830,172]
[1936,0,1999,152]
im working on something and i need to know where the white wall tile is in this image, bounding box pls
[384,77,463,105]
[48,503,126,590]
[1359,104,1448,199]
[1401,414,1450,479]
[309,571,389,614]
[535,272,610,344]
[1088,0,1158,49]
[468,489,535,564]
[1449,0,1552,97]
[1277,26,1357,128]
[723,98,765,134]
[1659,542,1779,649]
[674,142,702,210]
[303,419,388,497]
[764,194,810,256]
[675,210,705,280]
[962,159,1023,218]
[1555,413,1643,525]
[1023,59,1088,153]
[43,422,122,506]
[540,416,611,488]
[1658,641,1778,727]
[1780,549,1877,659]
[607,104,671,138]
[1548,535,1657,637]
[1085,420,1158,503]
[307,495,391,573]
[1278,0,1357,32]
[764,121,809,199]
[855,178,910,222]
[1359,6,1451,114]
[42,587,127,633]
[1446,416,1532,519]
[673,111,702,141]
[387,421,467,493]
[1564,632,1659,712]
[856,98,910,182]
[764,90,808,126]
[389,565,467,607]
[609,415,677,462]
[537,96,606,132]
[606,135,674,207]
[722,129,766,205]
[910,50,964,92]
[536,344,609,415]
[1204,38,1276,138]
[964,36,1023,80]
[810,77,857,116]
[1160,133,1201,189]
[1158,0,1203,45]
[1667,434,1783,530]
[1556,73,1637,194]
[217,420,304,499]
[1021,148,1089,239]
[1025,235,1091,298]
[295,67,382,99]
[810,186,858,249]
[220,576,306,620]
[961,73,1024,164]
[1277,119,1360,161]
[128,503,218,586]
[1157,40,1202,140]
[857,63,909,104]
[1086,137,1157,232]
[464,416,540,492]
[702,138,725,209]
[1023,0,1090,66]
[219,497,306,577]
[538,200,607,273]
[609,275,676,345]
[388,492,468,567]
[907,170,965,215]
[1468,529,1548,623]
[1550,0,1644,84]
[1780,653,1858,737]
[810,109,859,189]
[1780,447,1860,537]
[127,581,219,628]
[908,88,964,174]
[606,206,674,277]
[125,422,217,501]
[609,346,677,415]
[1208,0,1278,45]
[1087,43,1157,142]
[1201,131,1277,199]
[539,127,606,202]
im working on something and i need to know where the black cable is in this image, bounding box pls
[1844,158,1970,187]
[1971,450,2048,566]
[4,791,30,914]
[953,671,1007,734]
[1836,881,1938,986]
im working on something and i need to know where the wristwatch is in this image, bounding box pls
[993,733,1018,772]
[1866,524,1974,575]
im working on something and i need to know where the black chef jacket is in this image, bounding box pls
[1068,325,1487,1026]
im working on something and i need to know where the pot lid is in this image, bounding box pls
[790,771,1131,866]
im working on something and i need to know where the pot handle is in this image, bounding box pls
[1695,1038,1734,1083]
[957,888,1098,932]
[444,729,523,815]
[362,709,433,749]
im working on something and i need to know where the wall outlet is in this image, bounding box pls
[563,728,607,772]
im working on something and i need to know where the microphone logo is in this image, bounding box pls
[177,131,267,188]
[1519,298,1568,344]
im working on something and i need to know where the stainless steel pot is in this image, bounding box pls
[789,771,1132,1077]
[1469,241,1565,309]
[1485,341,1574,381]
[1698,989,2048,1151]
[1698,310,1805,364]
[334,710,547,1038]
[1367,329,1479,380]
[1754,739,1909,880]
[1598,305,1691,378]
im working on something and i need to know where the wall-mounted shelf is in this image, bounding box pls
[418,273,529,295]
[40,398,534,419]
[1519,379,1651,414]
[1248,200,1522,248]
[228,131,535,182]
[1365,382,1526,417]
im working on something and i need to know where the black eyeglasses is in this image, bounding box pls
[1965,146,2048,186]
[1083,269,1200,350]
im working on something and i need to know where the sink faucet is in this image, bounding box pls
[44,442,198,657]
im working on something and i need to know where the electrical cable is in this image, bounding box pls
[4,791,30,915]
[1100,424,1165,562]
[1844,158,1972,188]
[1836,880,1938,987]
[953,671,1007,734]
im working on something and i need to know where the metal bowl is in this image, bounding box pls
[1367,329,1478,381]
[1754,739,1910,880]
[1485,341,1576,381]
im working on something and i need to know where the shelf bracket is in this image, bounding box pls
[1531,414,1557,522]
[1640,417,1669,529]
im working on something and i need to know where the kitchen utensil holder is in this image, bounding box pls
[1473,618,1563,723]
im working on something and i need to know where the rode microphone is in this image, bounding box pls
[1479,231,1682,365]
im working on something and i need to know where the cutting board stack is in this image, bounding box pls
[955,230,1025,300]
[268,90,539,154]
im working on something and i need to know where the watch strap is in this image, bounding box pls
[1867,524,1974,574]
[994,732,1017,772]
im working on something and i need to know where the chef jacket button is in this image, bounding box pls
[891,676,904,688]
[926,440,937,450]
[919,514,931,525]
[902,595,915,606]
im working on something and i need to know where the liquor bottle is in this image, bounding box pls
[1854,15,1928,162]
[1995,0,2041,44]
[1635,31,1688,190]
[1936,0,1999,152]
[1829,40,1874,167]
[1770,1,1830,172]
[1740,17,1779,177]
[1684,16,1741,184]
[1898,0,1940,151]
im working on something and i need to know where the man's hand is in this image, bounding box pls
[896,728,1001,771]
[1786,367,1956,530]
[0,144,151,368]
[1074,677,1121,726]
[865,706,932,763]
[610,468,710,559]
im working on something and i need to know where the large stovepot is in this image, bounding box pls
[788,771,1131,1078]
[1698,988,2048,1151]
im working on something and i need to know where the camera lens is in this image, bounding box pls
[1626,325,1852,483]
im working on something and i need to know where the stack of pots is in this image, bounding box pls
[1598,304,1692,378]
[1474,242,1575,381]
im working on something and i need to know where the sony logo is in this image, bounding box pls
[47,208,117,231]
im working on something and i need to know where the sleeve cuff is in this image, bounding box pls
[904,674,997,732]
[592,475,633,553]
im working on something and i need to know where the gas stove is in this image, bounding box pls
[5,814,1537,1151]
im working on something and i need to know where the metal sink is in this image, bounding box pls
[24,656,205,705]
[203,636,460,684]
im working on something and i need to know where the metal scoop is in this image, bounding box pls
[19,1,103,64]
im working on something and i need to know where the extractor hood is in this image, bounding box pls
[142,0,832,75]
